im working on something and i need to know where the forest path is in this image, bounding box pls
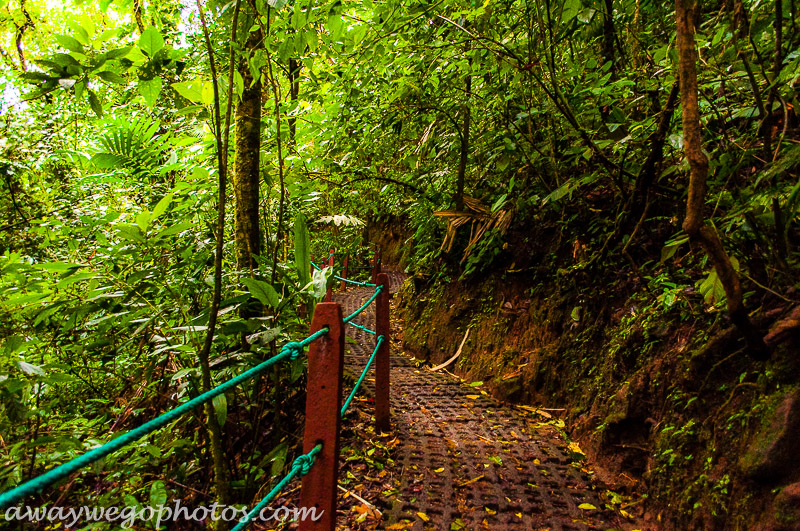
[333,271,642,531]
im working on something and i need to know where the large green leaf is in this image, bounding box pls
[151,193,173,223]
[294,213,311,287]
[212,394,227,427]
[55,35,84,53]
[171,80,205,103]
[241,278,280,308]
[87,90,103,117]
[149,481,167,507]
[96,70,126,84]
[139,78,162,107]
[16,360,45,376]
[139,26,164,57]
[105,47,132,60]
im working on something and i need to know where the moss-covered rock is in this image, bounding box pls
[740,390,800,482]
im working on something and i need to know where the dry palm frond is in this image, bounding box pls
[433,195,514,261]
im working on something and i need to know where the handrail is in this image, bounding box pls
[347,321,376,335]
[341,335,384,417]
[0,246,391,531]
[343,285,383,324]
[0,330,328,510]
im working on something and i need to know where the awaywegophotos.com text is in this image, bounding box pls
[4,500,323,528]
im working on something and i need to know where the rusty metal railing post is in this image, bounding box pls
[299,302,344,531]
[341,254,349,292]
[325,248,334,302]
[375,272,391,432]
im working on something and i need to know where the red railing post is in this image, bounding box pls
[375,272,391,432]
[341,254,349,292]
[299,302,344,531]
[325,248,334,302]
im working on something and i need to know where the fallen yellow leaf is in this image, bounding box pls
[417,512,430,522]
[465,394,480,399]
[456,475,484,487]
[568,442,585,456]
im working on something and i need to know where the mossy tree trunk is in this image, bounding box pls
[233,24,263,274]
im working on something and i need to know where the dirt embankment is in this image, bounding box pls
[393,221,800,530]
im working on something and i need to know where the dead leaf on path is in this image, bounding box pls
[456,474,484,487]
[352,504,381,521]
[386,522,414,530]
[417,512,430,522]
[517,405,553,418]
[466,394,480,399]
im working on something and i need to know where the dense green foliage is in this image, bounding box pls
[1,0,799,525]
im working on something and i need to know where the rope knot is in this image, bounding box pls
[292,453,316,475]
[282,342,304,360]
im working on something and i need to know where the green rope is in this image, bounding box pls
[0,329,329,510]
[335,274,375,287]
[232,444,322,531]
[347,321,376,335]
[341,336,384,417]
[311,260,375,287]
[342,285,383,324]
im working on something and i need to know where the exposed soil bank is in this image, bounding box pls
[390,220,800,531]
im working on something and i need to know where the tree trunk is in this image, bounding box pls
[455,68,470,211]
[288,58,301,143]
[602,0,616,72]
[133,0,145,33]
[675,0,769,360]
[194,0,240,525]
[233,28,263,273]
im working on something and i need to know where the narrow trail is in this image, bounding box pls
[334,271,643,531]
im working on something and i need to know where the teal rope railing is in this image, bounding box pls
[0,329,329,510]
[310,260,376,288]
[347,321,376,335]
[232,444,322,531]
[235,326,384,528]
[235,292,386,526]
[337,275,375,287]
[343,285,383,324]
[341,335,384,417]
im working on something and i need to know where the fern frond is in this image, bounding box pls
[91,116,172,177]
